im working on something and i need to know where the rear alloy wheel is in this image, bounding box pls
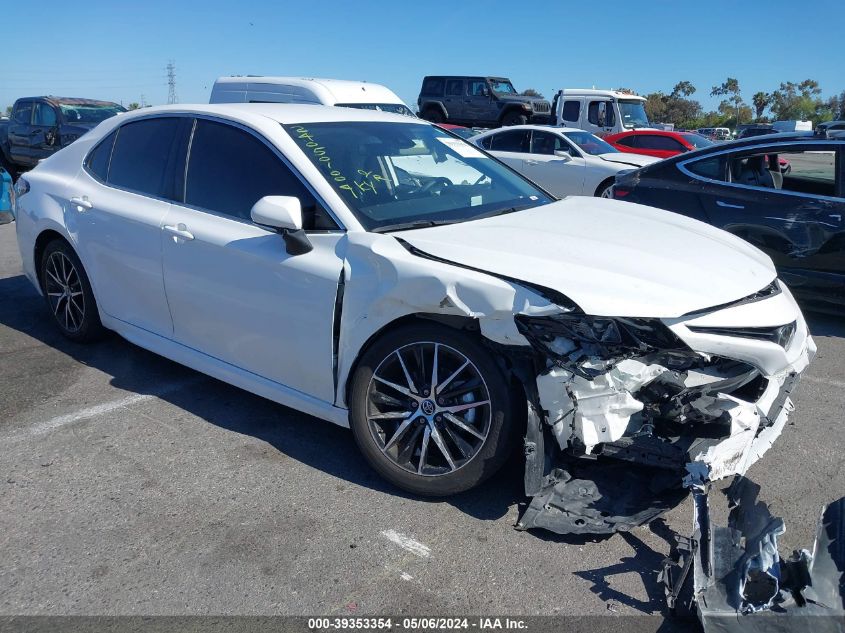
[40,239,105,342]
[350,324,517,496]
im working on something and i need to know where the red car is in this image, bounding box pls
[606,129,792,172]
[604,130,714,159]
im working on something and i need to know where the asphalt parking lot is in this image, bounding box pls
[1,220,843,623]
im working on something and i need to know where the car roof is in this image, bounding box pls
[111,103,426,126]
[639,131,838,172]
[608,130,690,138]
[474,124,583,135]
[19,96,121,107]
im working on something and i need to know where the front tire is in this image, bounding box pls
[596,178,615,198]
[39,239,105,342]
[349,323,518,496]
[501,112,528,126]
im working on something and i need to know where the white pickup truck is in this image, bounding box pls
[551,89,652,136]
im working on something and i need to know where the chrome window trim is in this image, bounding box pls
[677,140,844,203]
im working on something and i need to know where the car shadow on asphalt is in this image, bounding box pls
[0,273,524,525]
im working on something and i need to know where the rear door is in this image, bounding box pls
[8,101,35,166]
[68,116,190,336]
[686,143,845,304]
[524,130,586,196]
[443,79,465,121]
[482,129,530,171]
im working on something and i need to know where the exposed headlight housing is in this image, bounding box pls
[516,313,691,376]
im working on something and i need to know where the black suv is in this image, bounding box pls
[417,76,551,128]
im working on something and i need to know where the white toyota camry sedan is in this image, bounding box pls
[13,104,815,533]
[470,125,659,198]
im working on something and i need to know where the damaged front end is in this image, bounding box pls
[662,477,845,632]
[513,297,816,535]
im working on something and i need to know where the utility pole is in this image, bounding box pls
[166,61,178,104]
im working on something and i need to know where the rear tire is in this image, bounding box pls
[422,108,445,124]
[501,112,528,126]
[349,323,519,496]
[39,239,105,342]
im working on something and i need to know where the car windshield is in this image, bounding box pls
[563,131,618,155]
[681,133,714,149]
[619,100,649,128]
[59,103,126,123]
[335,103,415,117]
[285,121,552,232]
[489,80,517,95]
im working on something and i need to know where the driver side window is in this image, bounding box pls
[33,104,58,127]
[468,80,488,97]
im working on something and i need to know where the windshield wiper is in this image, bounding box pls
[371,219,456,233]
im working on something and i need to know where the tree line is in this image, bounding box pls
[618,78,844,130]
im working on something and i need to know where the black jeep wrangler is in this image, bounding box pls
[417,76,551,128]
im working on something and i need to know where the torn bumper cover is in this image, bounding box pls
[515,282,817,535]
[662,478,845,633]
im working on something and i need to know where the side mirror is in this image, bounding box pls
[250,195,313,255]
[553,150,571,160]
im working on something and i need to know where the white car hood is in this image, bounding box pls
[596,152,660,168]
[396,198,776,318]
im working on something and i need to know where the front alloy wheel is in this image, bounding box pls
[350,324,517,496]
[367,342,491,476]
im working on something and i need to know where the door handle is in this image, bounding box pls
[716,200,745,209]
[70,196,93,211]
[163,223,195,241]
[524,159,539,165]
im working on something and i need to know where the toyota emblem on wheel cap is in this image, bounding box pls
[421,399,436,415]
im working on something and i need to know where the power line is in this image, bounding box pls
[167,60,178,104]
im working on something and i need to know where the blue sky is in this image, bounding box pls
[3,0,842,114]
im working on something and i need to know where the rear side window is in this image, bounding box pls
[489,130,529,152]
[108,118,183,198]
[421,78,444,96]
[687,157,724,180]
[13,102,33,124]
[561,100,580,123]
[445,80,463,97]
[185,119,318,224]
[639,135,685,151]
[616,135,638,147]
[86,131,117,181]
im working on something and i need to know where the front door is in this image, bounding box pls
[161,117,345,402]
[31,102,62,162]
[464,78,494,124]
[523,130,587,197]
